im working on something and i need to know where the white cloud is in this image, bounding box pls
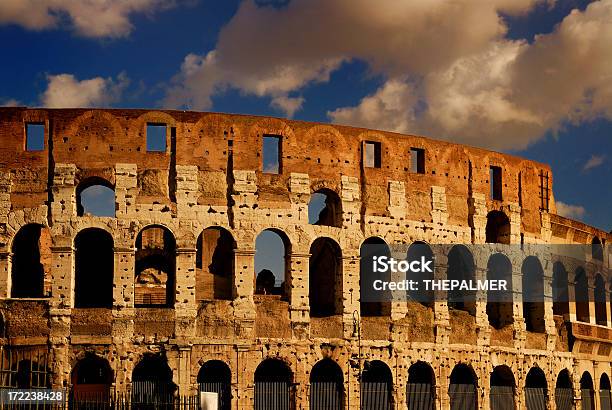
[270,96,305,118]
[556,201,586,220]
[0,99,21,107]
[41,72,129,108]
[0,0,180,38]
[583,154,606,171]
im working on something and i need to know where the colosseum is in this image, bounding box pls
[0,107,609,409]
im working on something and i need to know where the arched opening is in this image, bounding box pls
[254,359,293,410]
[74,228,114,308]
[486,253,514,329]
[196,227,236,301]
[310,359,343,410]
[308,189,342,227]
[309,238,342,317]
[198,360,231,410]
[595,274,607,326]
[10,224,51,298]
[486,211,511,244]
[407,361,435,410]
[490,365,515,410]
[135,226,176,307]
[553,262,570,317]
[555,369,573,410]
[525,367,548,409]
[0,313,5,338]
[448,363,477,409]
[360,237,391,317]
[580,372,595,410]
[76,177,115,217]
[575,267,590,323]
[255,229,290,298]
[71,354,113,403]
[592,237,603,261]
[522,256,545,333]
[406,242,434,308]
[132,354,175,405]
[600,373,611,410]
[447,245,476,316]
[361,360,393,410]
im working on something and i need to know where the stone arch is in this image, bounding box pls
[486,210,511,244]
[255,228,291,298]
[449,363,478,409]
[135,225,176,307]
[309,237,342,317]
[575,267,590,323]
[310,358,344,409]
[71,354,113,402]
[447,245,476,315]
[594,274,607,326]
[406,241,434,308]
[522,256,545,333]
[553,261,570,316]
[254,358,293,410]
[76,176,115,217]
[490,365,516,409]
[600,373,611,410]
[74,228,114,308]
[196,226,236,301]
[361,360,393,409]
[555,369,573,410]
[407,361,435,409]
[198,360,231,410]
[580,371,595,410]
[132,353,176,404]
[486,253,514,329]
[308,188,342,227]
[525,366,548,409]
[360,237,391,317]
[10,223,52,298]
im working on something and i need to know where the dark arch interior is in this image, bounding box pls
[450,364,476,386]
[255,229,289,297]
[196,227,236,301]
[595,274,607,326]
[309,238,342,317]
[197,360,231,384]
[11,224,49,298]
[133,355,173,383]
[362,360,392,384]
[526,367,547,388]
[447,245,476,315]
[135,226,176,307]
[580,372,594,390]
[408,362,435,385]
[76,177,115,217]
[601,374,611,390]
[522,256,545,333]
[406,242,434,308]
[13,359,51,389]
[72,355,113,385]
[75,228,114,308]
[254,359,292,383]
[592,236,603,261]
[486,253,514,329]
[308,189,342,227]
[490,366,515,387]
[485,211,510,244]
[575,268,590,323]
[552,262,569,316]
[360,237,391,317]
[556,370,572,388]
[310,359,343,384]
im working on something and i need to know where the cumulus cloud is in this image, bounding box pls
[41,73,129,108]
[0,0,180,38]
[583,154,606,171]
[556,201,586,220]
[166,0,612,150]
[0,98,21,107]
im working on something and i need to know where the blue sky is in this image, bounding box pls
[0,0,610,231]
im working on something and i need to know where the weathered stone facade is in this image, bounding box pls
[0,107,610,409]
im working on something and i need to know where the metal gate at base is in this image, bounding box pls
[600,389,611,410]
[360,381,391,410]
[525,387,547,410]
[199,382,230,410]
[310,381,342,410]
[449,384,476,410]
[254,381,290,410]
[555,387,574,410]
[489,385,514,410]
[581,389,594,410]
[406,383,434,410]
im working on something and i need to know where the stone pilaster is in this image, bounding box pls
[175,165,199,215]
[175,247,197,339]
[341,175,361,226]
[0,252,10,298]
[388,180,405,219]
[115,163,138,218]
[508,203,522,244]
[288,252,310,338]
[342,254,360,339]
[431,186,448,225]
[50,163,76,221]
[469,193,487,244]
[50,244,74,309]
[289,172,310,223]
[233,249,256,336]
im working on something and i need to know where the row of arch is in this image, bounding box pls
[65,353,611,409]
[7,223,609,327]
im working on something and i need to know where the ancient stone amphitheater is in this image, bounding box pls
[0,107,609,409]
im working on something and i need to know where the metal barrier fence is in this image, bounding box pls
[489,386,515,410]
[555,387,574,410]
[198,382,230,410]
[406,383,434,410]
[525,387,547,410]
[600,389,611,410]
[310,381,342,410]
[360,381,391,410]
[448,383,477,410]
[254,381,290,410]
[581,389,595,410]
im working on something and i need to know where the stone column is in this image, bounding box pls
[342,253,360,339]
[233,249,256,337]
[113,247,135,309]
[512,267,526,349]
[0,252,11,298]
[469,193,487,244]
[50,164,76,221]
[568,277,578,322]
[50,243,74,309]
[475,267,491,346]
[507,203,522,244]
[115,164,138,218]
[433,260,450,345]
[175,247,197,339]
[588,279,597,325]
[288,252,310,339]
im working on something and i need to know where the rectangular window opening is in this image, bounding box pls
[263,135,281,174]
[25,123,45,151]
[363,141,382,168]
[539,170,550,211]
[410,148,425,174]
[490,166,502,200]
[146,123,167,152]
